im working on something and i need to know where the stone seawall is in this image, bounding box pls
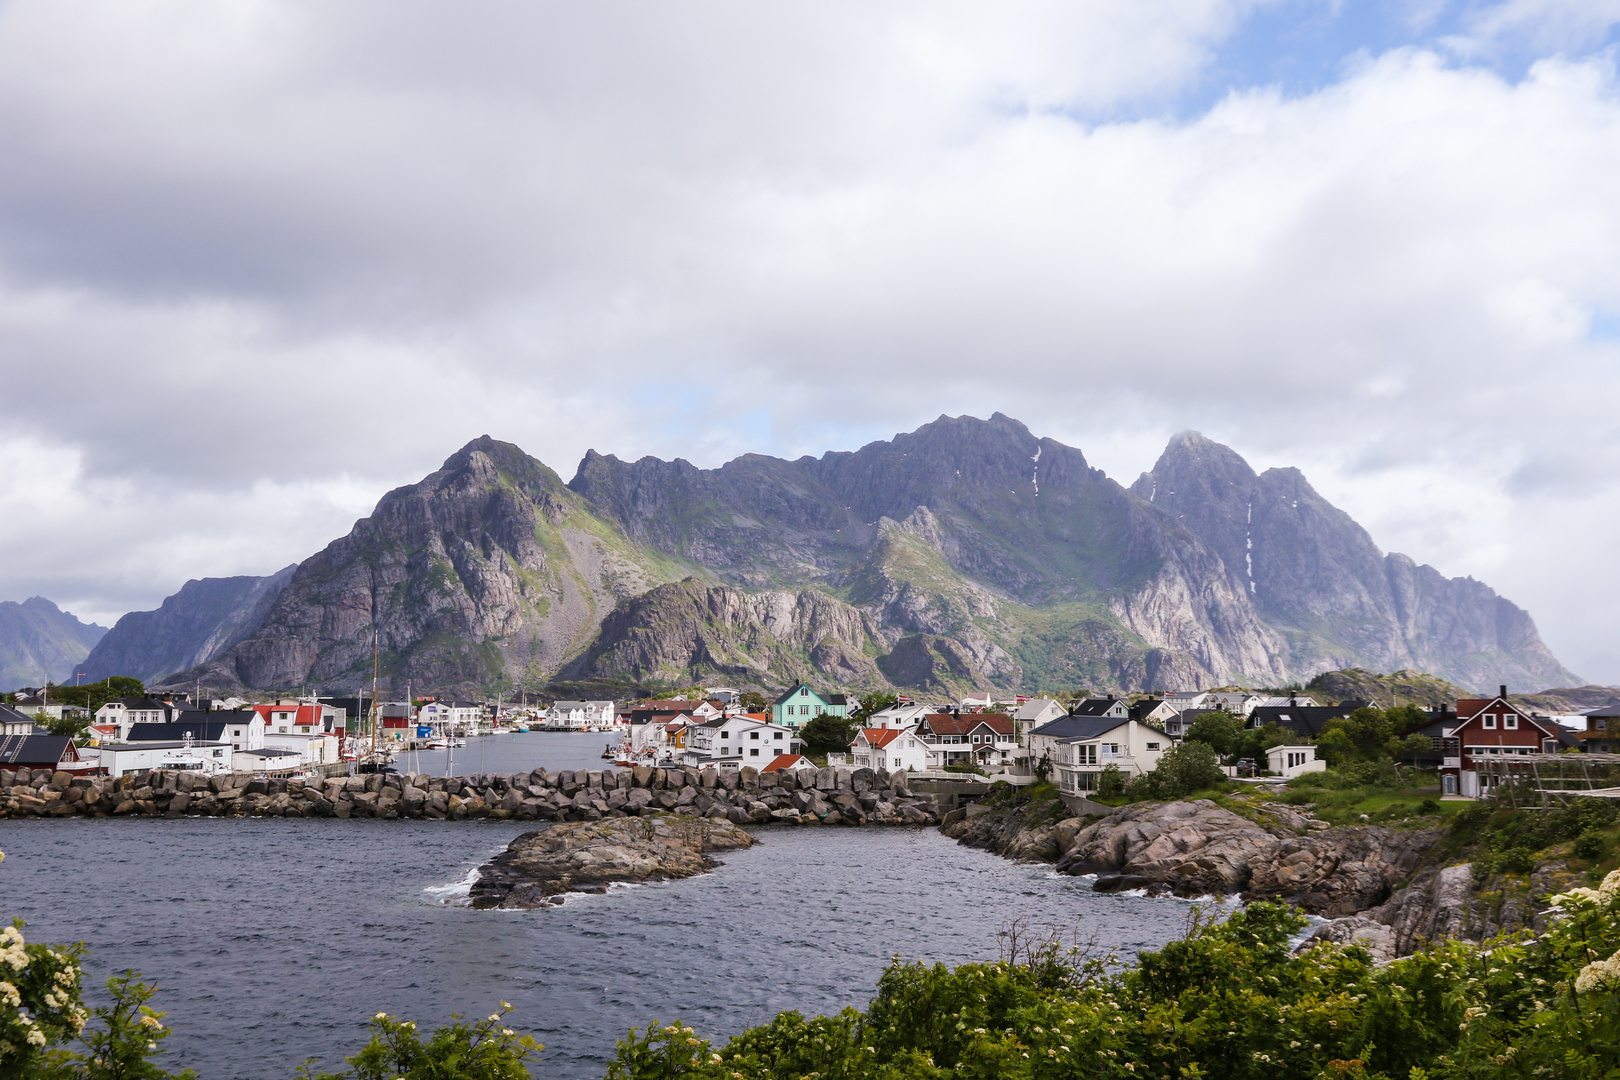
[0,763,940,827]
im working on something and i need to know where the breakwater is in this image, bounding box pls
[0,763,940,826]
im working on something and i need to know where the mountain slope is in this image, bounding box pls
[1130,431,1578,691]
[141,417,1574,696]
[81,566,297,683]
[0,598,107,688]
[165,436,697,693]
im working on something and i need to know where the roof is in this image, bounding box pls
[1012,698,1064,721]
[0,734,76,766]
[771,683,825,706]
[825,694,848,706]
[762,754,812,772]
[551,700,612,710]
[127,721,237,742]
[1029,715,1132,741]
[1069,697,1126,716]
[1247,703,1368,738]
[0,704,37,725]
[856,728,904,749]
[103,697,173,712]
[236,748,302,758]
[1585,704,1620,719]
[919,712,1014,736]
[636,700,702,711]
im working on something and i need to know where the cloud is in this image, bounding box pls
[0,1,1619,679]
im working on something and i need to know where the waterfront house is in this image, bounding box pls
[252,701,342,736]
[1029,715,1168,794]
[127,709,265,757]
[546,700,616,729]
[1265,745,1325,779]
[95,740,230,778]
[1439,687,1562,799]
[0,734,86,774]
[684,715,795,765]
[771,684,849,729]
[913,712,1017,769]
[848,727,928,773]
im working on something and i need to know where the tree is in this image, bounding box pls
[1127,741,1224,801]
[1097,763,1126,799]
[851,692,897,723]
[1183,711,1242,757]
[1231,721,1297,764]
[800,714,854,754]
[738,691,767,712]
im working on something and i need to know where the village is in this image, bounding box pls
[0,676,1612,802]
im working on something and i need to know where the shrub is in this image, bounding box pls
[1575,829,1609,860]
[1127,741,1224,801]
[303,1006,541,1080]
[1096,763,1126,799]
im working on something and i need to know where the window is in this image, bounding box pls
[1544,739,1560,753]
[720,731,729,740]
[1504,715,1518,730]
[1077,744,1097,765]
[773,731,783,740]
[1483,714,1496,729]
[749,748,759,756]
[750,731,759,740]
[1146,742,1160,751]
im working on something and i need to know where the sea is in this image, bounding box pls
[0,732,1208,1080]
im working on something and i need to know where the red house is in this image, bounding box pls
[1440,685,1562,799]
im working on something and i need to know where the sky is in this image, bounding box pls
[1,0,1618,682]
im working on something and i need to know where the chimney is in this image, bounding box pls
[1500,684,1508,700]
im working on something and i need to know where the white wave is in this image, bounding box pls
[422,865,482,906]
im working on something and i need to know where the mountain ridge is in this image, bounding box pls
[84,415,1575,697]
[0,598,107,688]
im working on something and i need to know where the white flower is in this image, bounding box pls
[1602,869,1620,899]
[0,982,19,1007]
[1576,953,1620,994]
[26,1027,47,1047]
[139,1015,163,1030]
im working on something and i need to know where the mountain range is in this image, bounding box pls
[0,598,107,688]
[22,414,1580,697]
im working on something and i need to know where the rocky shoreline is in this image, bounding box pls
[944,795,1568,959]
[468,817,756,908]
[0,763,940,826]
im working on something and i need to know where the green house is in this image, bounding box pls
[771,684,849,729]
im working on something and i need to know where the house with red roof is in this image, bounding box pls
[1440,686,1563,799]
[913,712,1017,769]
[848,726,928,773]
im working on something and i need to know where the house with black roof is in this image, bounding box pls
[1246,699,1370,739]
[0,733,86,774]
[1,703,46,737]
[1027,714,1170,795]
[125,709,265,756]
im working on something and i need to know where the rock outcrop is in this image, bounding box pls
[949,798,1439,919]
[468,817,755,908]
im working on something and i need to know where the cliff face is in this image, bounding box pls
[140,416,1574,695]
[0,598,107,688]
[165,437,693,694]
[81,567,296,683]
[1129,431,1579,691]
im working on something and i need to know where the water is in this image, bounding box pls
[394,731,617,777]
[0,819,1206,1080]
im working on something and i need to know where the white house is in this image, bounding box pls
[684,716,795,766]
[863,703,935,730]
[1011,699,1067,751]
[1029,715,1169,795]
[418,701,482,732]
[93,740,232,778]
[848,727,928,773]
[1,704,41,736]
[94,698,179,740]
[546,700,616,729]
[125,711,265,757]
[12,695,63,721]
[762,753,817,773]
[263,731,341,766]
[1265,745,1325,778]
